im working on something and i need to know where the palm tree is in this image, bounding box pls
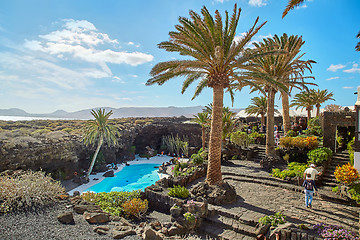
[310,89,335,117]
[243,34,315,156]
[192,112,210,150]
[245,96,267,130]
[291,91,316,120]
[282,0,306,18]
[146,4,266,185]
[83,109,119,180]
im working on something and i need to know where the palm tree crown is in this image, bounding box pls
[310,89,335,117]
[146,4,266,185]
[282,0,306,18]
[83,109,119,179]
[290,91,316,120]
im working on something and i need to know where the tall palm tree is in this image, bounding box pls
[291,91,316,120]
[273,34,315,133]
[146,4,266,185]
[245,96,267,130]
[243,34,315,156]
[83,109,119,180]
[192,112,210,150]
[310,89,335,117]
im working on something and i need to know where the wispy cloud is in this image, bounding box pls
[248,0,267,7]
[343,86,354,89]
[326,76,339,81]
[343,63,360,73]
[327,64,346,72]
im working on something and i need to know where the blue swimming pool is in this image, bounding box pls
[84,163,160,193]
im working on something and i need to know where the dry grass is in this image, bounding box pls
[0,170,65,213]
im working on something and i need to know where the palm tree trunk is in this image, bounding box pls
[266,88,276,156]
[307,108,311,121]
[86,138,103,180]
[206,86,224,185]
[281,91,291,133]
[316,104,320,117]
[201,126,206,150]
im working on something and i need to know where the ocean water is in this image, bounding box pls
[84,163,160,193]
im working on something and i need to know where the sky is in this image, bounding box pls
[0,0,359,114]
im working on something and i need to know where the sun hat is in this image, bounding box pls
[310,163,316,168]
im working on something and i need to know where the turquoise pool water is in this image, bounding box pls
[84,163,160,193]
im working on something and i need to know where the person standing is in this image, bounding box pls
[302,175,318,208]
[303,163,321,180]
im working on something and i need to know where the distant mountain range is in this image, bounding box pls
[0,107,241,120]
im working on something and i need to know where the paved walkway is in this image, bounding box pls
[220,160,358,233]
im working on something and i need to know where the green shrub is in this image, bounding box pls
[0,170,65,213]
[230,131,253,148]
[307,147,333,165]
[348,137,355,165]
[184,212,196,223]
[168,185,189,199]
[304,117,322,136]
[332,186,339,193]
[286,130,298,137]
[61,127,73,133]
[31,128,51,135]
[81,190,142,216]
[191,152,204,165]
[271,162,307,180]
[259,212,286,227]
[249,131,265,141]
[348,184,360,203]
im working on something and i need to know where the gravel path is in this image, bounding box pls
[0,202,141,240]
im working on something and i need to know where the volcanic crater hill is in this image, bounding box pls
[0,117,202,178]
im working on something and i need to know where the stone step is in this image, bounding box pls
[205,214,257,238]
[200,222,254,240]
[321,176,337,183]
[208,205,259,227]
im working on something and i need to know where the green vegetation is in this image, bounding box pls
[307,147,332,165]
[168,185,190,199]
[0,170,65,213]
[286,130,298,137]
[162,134,189,157]
[304,116,322,136]
[271,162,307,180]
[348,137,355,165]
[332,186,339,193]
[81,190,142,216]
[259,212,286,227]
[230,131,253,148]
[191,148,205,165]
[348,184,360,203]
[184,212,196,223]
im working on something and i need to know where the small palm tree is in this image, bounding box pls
[245,96,267,130]
[146,4,266,185]
[83,109,119,180]
[192,112,210,150]
[290,91,316,120]
[310,89,335,117]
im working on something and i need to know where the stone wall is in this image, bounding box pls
[321,111,356,151]
[0,117,201,177]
